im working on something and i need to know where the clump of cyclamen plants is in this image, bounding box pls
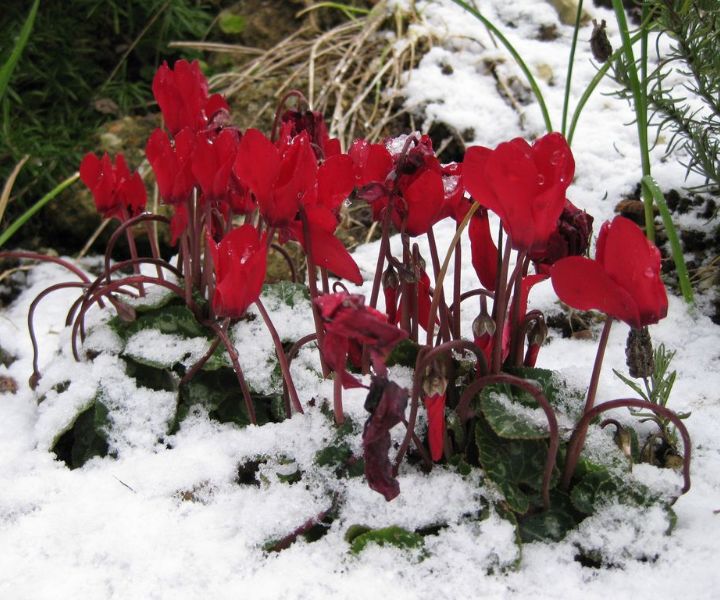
[1,59,691,542]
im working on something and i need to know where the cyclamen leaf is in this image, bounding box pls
[349,526,424,554]
[475,418,549,514]
[262,281,310,309]
[481,392,550,440]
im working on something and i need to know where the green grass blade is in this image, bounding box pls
[0,0,41,102]
[567,32,642,146]
[611,0,654,241]
[449,0,553,133]
[641,175,694,305]
[0,172,80,249]
[561,0,584,136]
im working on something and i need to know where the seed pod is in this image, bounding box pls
[626,326,654,379]
[590,19,612,63]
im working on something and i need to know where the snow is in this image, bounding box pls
[2,0,720,598]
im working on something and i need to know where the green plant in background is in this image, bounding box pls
[608,0,694,304]
[644,0,720,192]
[0,0,216,244]
[450,0,694,305]
[614,338,690,460]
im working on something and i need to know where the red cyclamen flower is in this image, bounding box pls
[463,132,575,252]
[145,128,196,205]
[233,129,317,228]
[551,216,668,329]
[208,224,267,318]
[79,152,146,220]
[152,60,229,135]
[315,293,407,388]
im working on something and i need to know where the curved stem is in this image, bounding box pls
[73,257,183,346]
[563,398,691,494]
[103,213,170,280]
[270,242,298,283]
[0,250,90,283]
[71,275,198,361]
[180,335,222,387]
[27,281,88,388]
[456,373,559,509]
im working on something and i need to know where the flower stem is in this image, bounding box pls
[560,317,613,489]
[255,298,304,415]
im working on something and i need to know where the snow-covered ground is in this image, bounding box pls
[2,1,720,598]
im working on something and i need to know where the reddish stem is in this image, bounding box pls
[394,339,489,473]
[206,320,257,425]
[455,373,559,510]
[254,298,303,415]
[559,318,615,487]
[563,398,691,494]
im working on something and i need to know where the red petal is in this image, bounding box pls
[303,223,363,285]
[401,169,444,236]
[462,146,501,217]
[79,153,101,189]
[317,154,355,212]
[423,393,446,462]
[484,138,538,250]
[597,216,668,326]
[233,129,281,213]
[469,209,498,291]
[551,256,641,326]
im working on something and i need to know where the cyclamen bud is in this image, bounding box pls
[472,313,496,339]
[382,266,400,290]
[626,326,654,379]
[527,318,548,347]
[422,360,448,397]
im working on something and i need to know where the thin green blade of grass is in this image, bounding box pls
[611,0,654,241]
[0,172,80,249]
[449,0,553,133]
[566,32,642,146]
[0,0,41,103]
[641,175,694,305]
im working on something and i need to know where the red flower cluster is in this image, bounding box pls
[152,60,229,135]
[350,134,463,236]
[79,153,146,221]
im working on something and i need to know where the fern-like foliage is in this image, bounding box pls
[645,0,720,192]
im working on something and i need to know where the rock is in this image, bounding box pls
[546,0,590,26]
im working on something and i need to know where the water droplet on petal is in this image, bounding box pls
[550,150,562,165]
[644,267,655,278]
[537,174,545,186]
